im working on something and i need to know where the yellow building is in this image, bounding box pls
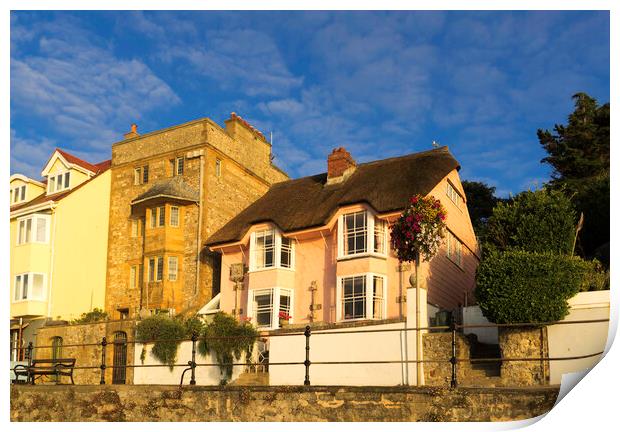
[10,149,111,360]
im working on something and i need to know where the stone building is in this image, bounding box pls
[105,113,288,320]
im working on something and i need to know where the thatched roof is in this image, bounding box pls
[131,177,199,205]
[206,146,459,247]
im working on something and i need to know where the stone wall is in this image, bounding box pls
[106,115,288,319]
[34,321,137,385]
[499,327,549,386]
[10,384,559,422]
[423,332,475,386]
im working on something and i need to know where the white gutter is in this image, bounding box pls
[10,201,54,219]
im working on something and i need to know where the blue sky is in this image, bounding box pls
[10,11,609,197]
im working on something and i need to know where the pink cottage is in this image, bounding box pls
[206,146,479,330]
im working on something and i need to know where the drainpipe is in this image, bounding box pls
[47,203,58,319]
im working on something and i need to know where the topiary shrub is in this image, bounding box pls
[198,312,259,385]
[475,250,593,324]
[484,188,576,255]
[135,314,187,369]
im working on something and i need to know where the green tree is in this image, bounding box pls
[461,180,501,238]
[484,188,576,255]
[537,92,609,263]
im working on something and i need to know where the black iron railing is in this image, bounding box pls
[10,318,609,388]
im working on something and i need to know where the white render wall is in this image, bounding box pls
[133,341,244,385]
[462,305,499,344]
[547,290,610,385]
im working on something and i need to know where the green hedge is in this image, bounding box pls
[475,250,593,324]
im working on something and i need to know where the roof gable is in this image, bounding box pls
[41,148,99,177]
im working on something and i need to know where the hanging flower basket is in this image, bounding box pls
[390,194,447,262]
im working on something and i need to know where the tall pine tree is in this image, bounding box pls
[537,92,610,265]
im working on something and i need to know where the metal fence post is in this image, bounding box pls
[450,315,458,389]
[304,325,311,386]
[26,342,34,385]
[190,332,197,385]
[100,337,107,385]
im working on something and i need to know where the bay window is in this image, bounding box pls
[14,273,46,301]
[17,214,49,245]
[337,273,387,321]
[338,210,388,258]
[250,228,295,271]
[248,287,293,329]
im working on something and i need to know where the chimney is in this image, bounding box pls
[124,123,140,139]
[327,147,356,184]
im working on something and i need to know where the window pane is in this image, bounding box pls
[20,186,26,201]
[176,158,184,175]
[170,207,179,227]
[13,188,19,202]
[150,209,157,228]
[143,165,149,183]
[22,274,29,299]
[49,177,55,192]
[149,258,155,281]
[168,257,178,281]
[36,217,47,242]
[280,238,292,268]
[159,206,165,227]
[254,291,273,327]
[373,276,384,319]
[32,274,44,299]
[342,276,366,320]
[64,172,70,188]
[374,219,385,253]
[18,220,24,244]
[25,218,32,243]
[134,168,141,185]
[344,211,367,255]
[15,276,21,301]
[56,174,62,191]
[280,292,291,314]
[157,257,164,281]
[254,230,275,269]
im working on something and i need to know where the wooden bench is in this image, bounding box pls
[13,358,76,385]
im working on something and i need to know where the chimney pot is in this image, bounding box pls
[124,123,140,139]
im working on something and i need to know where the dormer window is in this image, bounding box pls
[47,171,70,194]
[337,210,388,259]
[11,185,26,204]
[249,228,295,271]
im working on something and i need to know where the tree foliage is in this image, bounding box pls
[484,188,576,255]
[461,180,502,238]
[475,251,594,324]
[71,308,108,324]
[198,312,258,384]
[537,92,610,263]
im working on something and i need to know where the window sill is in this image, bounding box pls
[336,252,388,262]
[248,266,295,273]
[12,299,47,304]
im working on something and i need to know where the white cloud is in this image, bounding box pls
[11,16,180,175]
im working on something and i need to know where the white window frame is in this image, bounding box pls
[16,214,51,245]
[446,231,463,267]
[337,210,388,259]
[175,157,184,176]
[11,185,27,204]
[13,272,47,302]
[47,171,70,194]
[249,227,295,272]
[170,206,180,227]
[168,256,178,281]
[336,273,388,322]
[446,181,462,208]
[247,287,294,330]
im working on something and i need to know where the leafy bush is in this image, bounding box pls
[135,314,187,369]
[579,259,610,292]
[484,189,576,255]
[71,308,108,324]
[198,312,259,384]
[475,250,594,323]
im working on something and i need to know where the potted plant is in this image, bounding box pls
[278,311,291,328]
